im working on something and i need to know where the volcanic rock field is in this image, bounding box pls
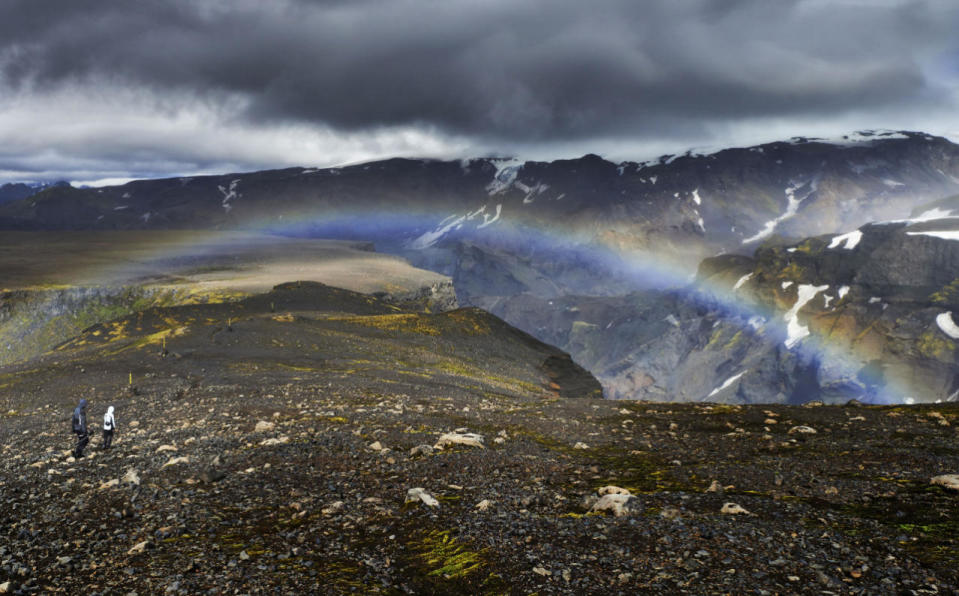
[0,281,958,594]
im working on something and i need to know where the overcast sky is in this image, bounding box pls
[1,0,958,184]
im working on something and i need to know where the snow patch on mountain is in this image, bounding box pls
[218,179,240,212]
[486,159,523,195]
[733,272,753,291]
[466,206,486,221]
[936,312,959,339]
[708,371,746,398]
[517,182,549,204]
[908,230,959,241]
[828,230,863,250]
[409,215,466,249]
[783,284,829,348]
[742,179,816,244]
[478,204,502,229]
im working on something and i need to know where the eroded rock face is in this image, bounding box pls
[485,200,959,404]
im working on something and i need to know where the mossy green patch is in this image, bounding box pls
[930,279,959,307]
[420,532,483,578]
[918,330,955,361]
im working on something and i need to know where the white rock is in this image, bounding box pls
[573,442,590,450]
[597,485,631,496]
[322,501,345,515]
[254,420,275,433]
[122,468,141,485]
[406,487,440,507]
[155,444,177,453]
[0,580,10,593]
[720,502,751,515]
[434,432,485,450]
[368,441,384,452]
[787,425,817,434]
[532,566,551,576]
[127,540,149,555]
[99,479,119,490]
[161,456,189,469]
[260,436,289,446]
[705,480,723,493]
[409,444,434,457]
[590,493,633,517]
[931,474,959,491]
[475,499,492,512]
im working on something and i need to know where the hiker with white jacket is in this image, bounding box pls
[102,405,117,449]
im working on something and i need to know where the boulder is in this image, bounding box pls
[931,474,959,491]
[161,456,189,469]
[409,444,434,457]
[434,432,484,450]
[122,468,141,486]
[597,485,631,496]
[254,421,275,433]
[405,487,439,507]
[720,502,751,515]
[322,501,345,515]
[590,493,634,517]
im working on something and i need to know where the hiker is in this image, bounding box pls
[72,399,89,458]
[102,405,116,449]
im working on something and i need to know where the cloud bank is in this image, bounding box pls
[0,0,957,182]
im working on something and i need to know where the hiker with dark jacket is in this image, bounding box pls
[102,405,116,449]
[72,399,89,458]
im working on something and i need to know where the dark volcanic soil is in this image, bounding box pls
[1,284,958,594]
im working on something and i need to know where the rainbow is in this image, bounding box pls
[24,203,914,404]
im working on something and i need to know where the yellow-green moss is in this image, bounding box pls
[411,530,486,580]
[931,279,959,306]
[918,330,955,361]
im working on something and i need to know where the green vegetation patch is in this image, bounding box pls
[411,529,487,580]
[930,279,959,306]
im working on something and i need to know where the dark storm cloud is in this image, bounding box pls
[1,0,955,144]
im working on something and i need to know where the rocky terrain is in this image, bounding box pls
[0,282,957,593]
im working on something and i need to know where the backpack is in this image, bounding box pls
[72,409,81,433]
